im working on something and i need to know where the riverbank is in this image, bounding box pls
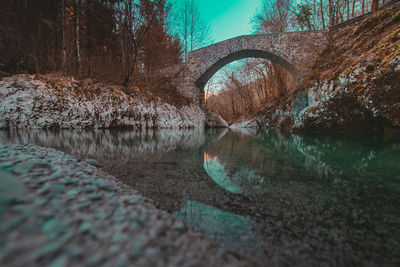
[231,2,400,132]
[0,142,250,266]
[0,74,227,129]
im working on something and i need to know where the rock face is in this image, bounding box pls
[229,119,259,129]
[293,3,400,131]
[205,111,228,128]
[237,3,400,132]
[293,83,376,131]
[0,75,206,129]
[293,62,400,131]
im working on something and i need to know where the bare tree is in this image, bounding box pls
[173,0,211,60]
[61,0,67,70]
[371,0,379,13]
[74,0,82,77]
[253,0,292,33]
[115,0,158,86]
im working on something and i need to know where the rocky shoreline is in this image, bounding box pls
[232,4,400,132]
[0,142,250,267]
[0,75,227,130]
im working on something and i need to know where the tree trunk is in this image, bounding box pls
[120,30,125,70]
[336,0,343,23]
[61,0,67,70]
[371,0,379,13]
[183,0,188,60]
[362,0,365,14]
[320,0,326,30]
[328,0,334,26]
[75,0,82,77]
[190,0,194,53]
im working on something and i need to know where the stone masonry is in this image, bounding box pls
[177,31,328,102]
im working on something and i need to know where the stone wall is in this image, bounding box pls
[177,31,328,101]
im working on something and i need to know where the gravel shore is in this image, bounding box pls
[0,142,250,267]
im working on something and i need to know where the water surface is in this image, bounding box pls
[1,128,399,266]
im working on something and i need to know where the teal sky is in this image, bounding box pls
[196,0,263,44]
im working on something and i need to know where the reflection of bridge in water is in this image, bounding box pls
[203,152,265,195]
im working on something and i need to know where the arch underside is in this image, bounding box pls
[195,49,298,89]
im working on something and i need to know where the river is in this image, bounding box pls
[1,128,399,266]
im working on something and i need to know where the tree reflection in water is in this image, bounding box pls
[1,128,400,265]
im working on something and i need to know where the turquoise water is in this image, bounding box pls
[1,128,399,265]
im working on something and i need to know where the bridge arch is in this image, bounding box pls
[177,31,327,102]
[195,49,298,89]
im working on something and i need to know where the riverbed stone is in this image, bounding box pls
[48,255,68,267]
[0,142,251,267]
[0,171,24,205]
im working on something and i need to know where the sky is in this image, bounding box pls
[196,0,263,44]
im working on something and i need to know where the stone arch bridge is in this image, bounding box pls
[177,31,327,102]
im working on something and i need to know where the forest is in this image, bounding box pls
[0,0,211,96]
[1,0,383,112]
